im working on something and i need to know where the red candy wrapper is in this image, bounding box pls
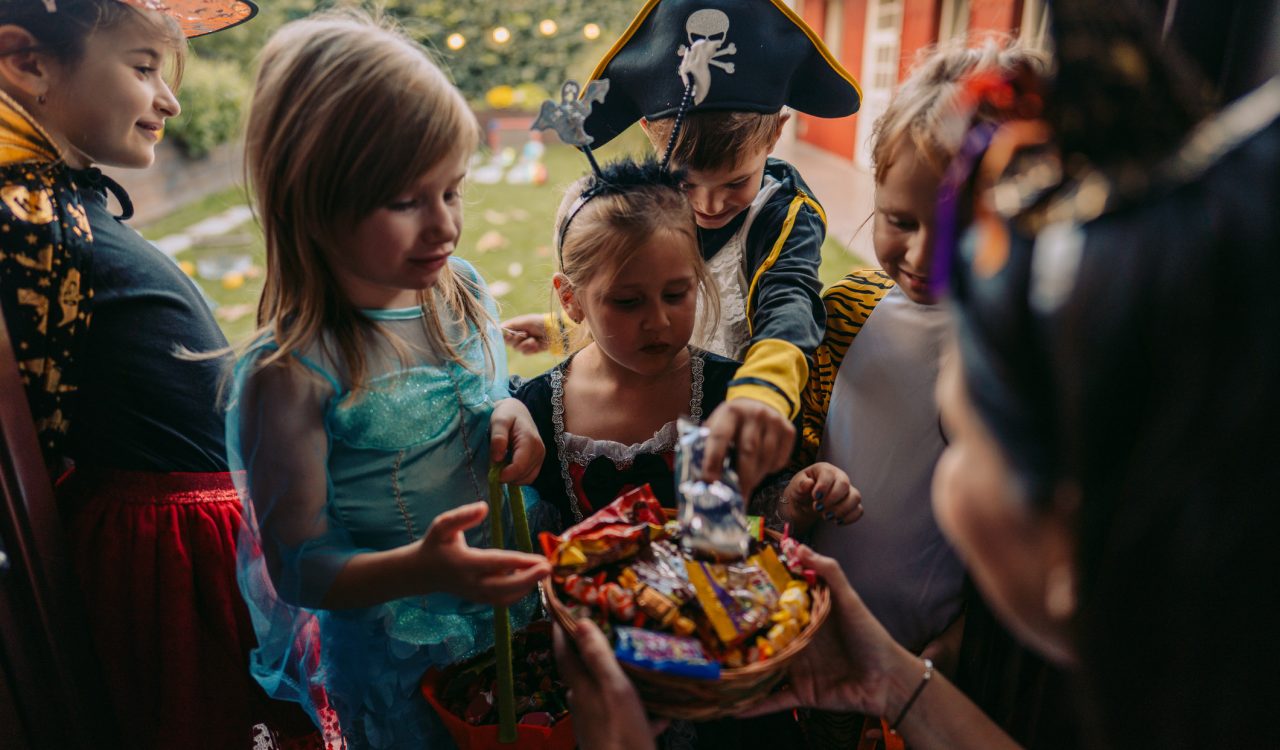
[778,533,818,586]
[540,485,667,574]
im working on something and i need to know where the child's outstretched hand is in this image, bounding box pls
[501,313,550,355]
[781,462,863,533]
[490,398,544,485]
[416,502,551,606]
[702,397,796,497]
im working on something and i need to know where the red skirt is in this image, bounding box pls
[59,469,327,749]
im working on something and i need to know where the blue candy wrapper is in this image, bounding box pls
[614,626,721,680]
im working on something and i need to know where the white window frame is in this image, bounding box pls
[856,0,904,167]
[824,0,846,58]
[938,0,970,42]
[1020,0,1051,50]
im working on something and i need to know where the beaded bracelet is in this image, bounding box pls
[888,657,934,735]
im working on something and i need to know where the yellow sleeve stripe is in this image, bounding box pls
[728,338,809,419]
[802,189,827,225]
[744,190,825,330]
[795,271,893,468]
[726,383,792,421]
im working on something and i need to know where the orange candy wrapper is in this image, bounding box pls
[539,485,667,574]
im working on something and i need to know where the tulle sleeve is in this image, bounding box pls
[226,344,363,721]
[229,348,364,607]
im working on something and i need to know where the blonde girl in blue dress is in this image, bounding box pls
[227,12,550,748]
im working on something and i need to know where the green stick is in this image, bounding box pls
[488,464,517,743]
[508,482,533,554]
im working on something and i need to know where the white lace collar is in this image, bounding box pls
[550,348,706,522]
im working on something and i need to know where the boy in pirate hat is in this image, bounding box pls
[504,0,860,495]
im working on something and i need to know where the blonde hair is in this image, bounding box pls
[244,10,485,391]
[871,37,1048,183]
[555,160,719,345]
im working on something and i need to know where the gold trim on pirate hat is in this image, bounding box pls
[115,0,257,38]
[582,0,861,146]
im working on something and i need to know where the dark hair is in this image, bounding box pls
[1056,118,1280,750]
[643,110,782,171]
[556,156,702,288]
[957,114,1280,749]
[1,0,184,69]
[576,156,688,206]
[1046,0,1216,192]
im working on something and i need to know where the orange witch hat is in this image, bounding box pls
[114,0,257,38]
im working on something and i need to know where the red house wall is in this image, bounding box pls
[898,0,942,80]
[796,0,866,160]
[968,0,1022,35]
[797,0,1023,162]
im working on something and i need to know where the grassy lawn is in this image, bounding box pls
[143,132,865,379]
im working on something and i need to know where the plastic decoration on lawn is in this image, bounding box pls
[539,433,821,686]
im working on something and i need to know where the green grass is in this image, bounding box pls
[141,186,251,239]
[142,187,266,345]
[142,132,865,378]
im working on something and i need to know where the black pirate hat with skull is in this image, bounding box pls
[580,0,861,147]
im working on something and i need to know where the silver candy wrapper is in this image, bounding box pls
[675,419,751,561]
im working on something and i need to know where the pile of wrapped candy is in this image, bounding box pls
[540,422,816,680]
[437,624,570,729]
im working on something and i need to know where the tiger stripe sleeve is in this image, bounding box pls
[795,270,894,468]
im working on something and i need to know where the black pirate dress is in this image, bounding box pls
[516,347,738,530]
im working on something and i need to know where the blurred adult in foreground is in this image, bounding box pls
[552,1,1280,743]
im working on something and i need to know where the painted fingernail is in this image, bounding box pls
[814,490,824,500]
[824,512,835,521]
[814,502,824,512]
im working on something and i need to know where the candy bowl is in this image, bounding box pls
[538,488,831,721]
[421,621,576,750]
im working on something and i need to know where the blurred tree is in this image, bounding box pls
[385,0,635,107]
[187,0,322,67]
[164,57,251,157]
[163,0,320,156]
[164,0,637,154]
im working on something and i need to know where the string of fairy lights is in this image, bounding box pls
[445,19,602,50]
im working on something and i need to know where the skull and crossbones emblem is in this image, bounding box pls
[677,9,737,105]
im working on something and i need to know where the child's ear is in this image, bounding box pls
[638,117,662,150]
[768,111,792,151]
[0,26,55,105]
[553,273,584,323]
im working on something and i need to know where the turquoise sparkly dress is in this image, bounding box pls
[227,259,536,748]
